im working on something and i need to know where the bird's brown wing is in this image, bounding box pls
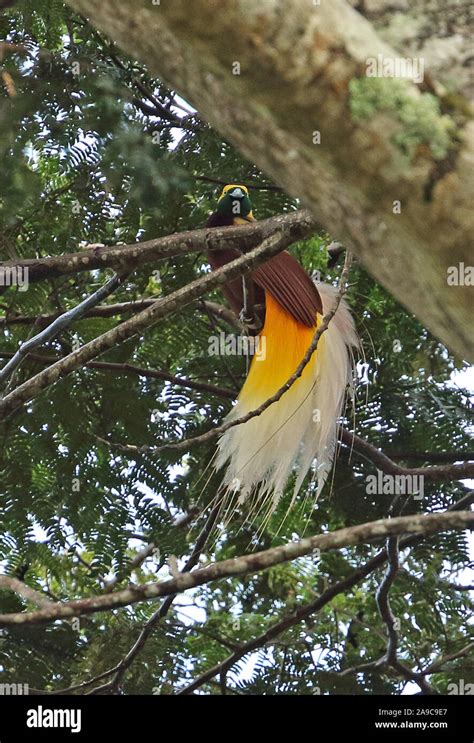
[252,251,322,327]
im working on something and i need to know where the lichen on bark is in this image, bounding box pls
[349,77,457,160]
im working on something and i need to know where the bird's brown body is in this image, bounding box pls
[206,208,322,330]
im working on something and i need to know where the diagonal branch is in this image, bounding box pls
[0,229,299,422]
[340,429,474,482]
[0,511,471,627]
[0,272,128,389]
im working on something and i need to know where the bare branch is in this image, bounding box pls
[0,210,317,285]
[0,575,54,609]
[0,511,471,627]
[340,429,474,482]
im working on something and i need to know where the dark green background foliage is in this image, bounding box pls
[0,1,472,695]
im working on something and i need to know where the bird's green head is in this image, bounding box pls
[216,184,255,222]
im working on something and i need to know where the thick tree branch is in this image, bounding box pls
[0,210,317,286]
[0,575,54,609]
[351,0,472,99]
[0,511,471,627]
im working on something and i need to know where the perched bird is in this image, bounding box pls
[206,184,358,522]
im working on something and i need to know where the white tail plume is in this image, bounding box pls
[214,281,358,522]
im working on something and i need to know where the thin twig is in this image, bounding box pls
[0,353,236,401]
[0,272,127,388]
